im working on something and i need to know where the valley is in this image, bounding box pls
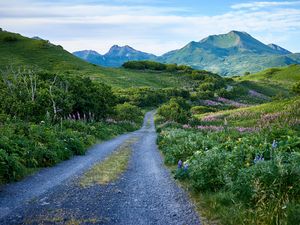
[0,27,299,225]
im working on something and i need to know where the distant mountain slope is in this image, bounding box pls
[73,31,300,76]
[73,45,156,67]
[0,29,194,89]
[159,31,300,76]
[268,44,291,54]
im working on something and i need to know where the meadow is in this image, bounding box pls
[156,73,300,224]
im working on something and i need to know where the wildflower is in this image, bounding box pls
[183,163,189,171]
[254,155,264,164]
[182,124,191,129]
[272,140,278,149]
[178,160,183,169]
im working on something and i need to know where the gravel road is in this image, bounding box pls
[0,112,201,225]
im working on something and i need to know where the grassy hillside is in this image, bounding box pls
[236,64,300,88]
[232,64,300,99]
[0,30,192,89]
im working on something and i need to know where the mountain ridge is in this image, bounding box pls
[73,31,300,76]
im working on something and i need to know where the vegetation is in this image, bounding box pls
[0,67,141,184]
[156,94,300,224]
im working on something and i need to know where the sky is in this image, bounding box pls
[1,0,300,55]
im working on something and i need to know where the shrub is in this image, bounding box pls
[114,103,143,124]
[157,98,190,123]
[189,150,227,192]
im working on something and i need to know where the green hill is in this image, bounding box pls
[234,64,300,97]
[0,30,192,88]
[236,64,300,87]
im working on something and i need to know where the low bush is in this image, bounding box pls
[0,120,138,184]
[157,126,300,224]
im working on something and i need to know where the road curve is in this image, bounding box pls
[0,112,201,224]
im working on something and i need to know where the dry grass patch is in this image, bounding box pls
[80,137,138,187]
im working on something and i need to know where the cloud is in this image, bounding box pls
[231,1,300,10]
[0,0,300,54]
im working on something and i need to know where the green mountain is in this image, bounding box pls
[160,31,300,76]
[72,31,300,76]
[73,45,156,67]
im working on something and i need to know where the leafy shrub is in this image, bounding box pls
[157,125,300,224]
[189,150,227,192]
[157,97,190,123]
[0,119,138,184]
[114,103,143,124]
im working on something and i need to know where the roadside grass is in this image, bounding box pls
[24,208,106,224]
[80,137,138,187]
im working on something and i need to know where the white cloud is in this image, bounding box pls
[231,1,300,10]
[0,0,300,54]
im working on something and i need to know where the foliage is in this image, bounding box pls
[0,69,115,122]
[292,82,300,94]
[114,103,143,124]
[0,119,138,184]
[122,60,193,73]
[157,93,300,224]
[157,97,191,123]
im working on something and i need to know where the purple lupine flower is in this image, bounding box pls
[272,140,278,149]
[183,163,189,171]
[254,155,264,164]
[178,160,183,169]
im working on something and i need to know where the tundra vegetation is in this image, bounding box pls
[156,65,300,224]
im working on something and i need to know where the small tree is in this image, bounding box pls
[114,103,143,123]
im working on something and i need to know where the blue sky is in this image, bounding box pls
[1,0,300,55]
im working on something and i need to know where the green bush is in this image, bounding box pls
[157,97,190,123]
[190,150,227,192]
[114,103,143,124]
[157,126,300,224]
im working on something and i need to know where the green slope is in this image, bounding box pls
[0,30,191,88]
[235,64,300,96]
[237,64,300,87]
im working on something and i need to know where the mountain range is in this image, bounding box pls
[73,31,300,76]
[74,45,156,68]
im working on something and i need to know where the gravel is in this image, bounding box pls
[0,112,201,225]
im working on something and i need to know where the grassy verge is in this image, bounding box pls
[80,137,138,187]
